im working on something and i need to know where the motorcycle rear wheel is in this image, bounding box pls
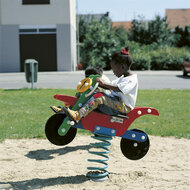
[120,129,150,160]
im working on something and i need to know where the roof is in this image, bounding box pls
[166,9,190,29]
[111,21,133,30]
[78,12,110,22]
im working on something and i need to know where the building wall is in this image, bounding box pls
[0,26,2,70]
[0,0,72,25]
[56,24,76,71]
[0,25,20,72]
[57,24,71,71]
[166,9,190,29]
[68,0,76,70]
[0,0,76,72]
[0,0,2,24]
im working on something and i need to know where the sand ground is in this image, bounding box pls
[0,135,189,190]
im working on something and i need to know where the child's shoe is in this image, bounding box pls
[62,107,81,122]
[50,106,63,113]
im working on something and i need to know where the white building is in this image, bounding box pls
[0,0,77,72]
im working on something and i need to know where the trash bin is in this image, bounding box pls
[24,59,38,83]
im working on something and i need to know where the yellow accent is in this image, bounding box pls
[115,103,125,111]
[51,106,62,112]
[68,108,81,122]
[77,77,92,93]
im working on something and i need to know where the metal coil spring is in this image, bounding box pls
[86,133,112,181]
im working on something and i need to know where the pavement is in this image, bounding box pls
[0,70,189,89]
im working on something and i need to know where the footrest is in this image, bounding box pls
[115,114,129,119]
[94,125,116,136]
[121,130,148,142]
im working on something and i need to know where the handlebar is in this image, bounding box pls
[85,82,99,97]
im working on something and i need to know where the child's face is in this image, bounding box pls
[111,61,127,77]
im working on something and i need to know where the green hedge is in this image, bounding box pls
[129,45,190,70]
[150,46,190,70]
[131,53,151,70]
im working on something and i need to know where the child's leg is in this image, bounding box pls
[62,94,104,122]
[79,94,130,118]
[65,93,130,122]
[79,95,103,118]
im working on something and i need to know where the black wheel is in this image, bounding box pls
[120,129,150,160]
[45,113,77,146]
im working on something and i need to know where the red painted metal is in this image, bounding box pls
[54,94,78,107]
[93,92,104,98]
[54,94,159,137]
[81,107,159,137]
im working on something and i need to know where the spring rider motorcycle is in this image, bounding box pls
[45,75,159,181]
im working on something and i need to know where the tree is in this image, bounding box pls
[173,25,190,47]
[112,26,129,47]
[78,15,94,43]
[129,15,172,45]
[79,16,120,69]
[147,16,172,44]
[128,16,148,44]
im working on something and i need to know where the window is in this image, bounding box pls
[22,0,50,5]
[19,26,56,34]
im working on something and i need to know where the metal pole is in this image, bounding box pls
[76,0,80,68]
[31,62,34,89]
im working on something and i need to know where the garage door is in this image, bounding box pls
[20,33,57,71]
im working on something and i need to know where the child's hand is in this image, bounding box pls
[96,77,121,92]
[96,77,105,87]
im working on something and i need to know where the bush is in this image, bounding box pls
[124,43,190,70]
[131,53,151,70]
[150,46,190,70]
[125,42,153,70]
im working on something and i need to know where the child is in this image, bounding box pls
[85,66,110,84]
[85,66,111,94]
[85,66,101,77]
[53,47,138,122]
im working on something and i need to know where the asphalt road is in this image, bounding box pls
[0,70,189,90]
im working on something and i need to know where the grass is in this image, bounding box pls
[0,88,189,142]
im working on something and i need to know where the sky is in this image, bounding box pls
[77,0,190,21]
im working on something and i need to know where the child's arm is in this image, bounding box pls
[96,77,121,92]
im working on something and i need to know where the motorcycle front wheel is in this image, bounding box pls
[45,113,77,146]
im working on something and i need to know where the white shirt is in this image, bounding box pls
[111,74,138,110]
[99,74,111,94]
[102,74,111,83]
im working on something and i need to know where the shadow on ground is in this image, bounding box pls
[25,145,90,160]
[176,75,190,79]
[0,175,89,190]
